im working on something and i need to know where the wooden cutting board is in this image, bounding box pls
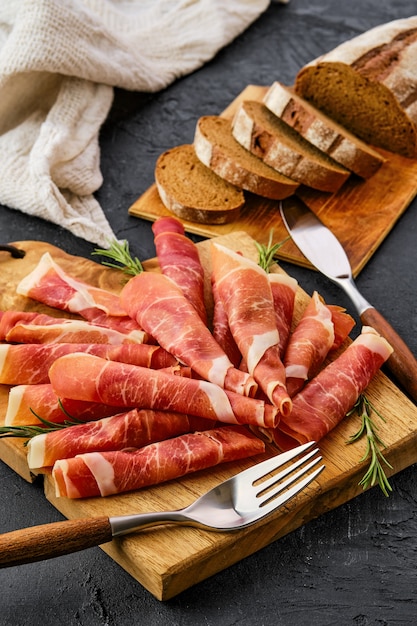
[1,235,417,601]
[128,85,417,277]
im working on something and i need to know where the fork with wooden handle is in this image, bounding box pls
[0,441,324,568]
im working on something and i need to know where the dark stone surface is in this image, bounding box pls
[1,1,417,624]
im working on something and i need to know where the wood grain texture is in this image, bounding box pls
[128,85,417,277]
[1,235,417,600]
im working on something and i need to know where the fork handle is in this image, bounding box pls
[360,307,417,403]
[0,517,113,568]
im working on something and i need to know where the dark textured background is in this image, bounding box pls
[1,1,417,624]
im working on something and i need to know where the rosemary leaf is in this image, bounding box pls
[255,230,290,273]
[347,394,393,497]
[92,239,143,276]
[0,407,86,444]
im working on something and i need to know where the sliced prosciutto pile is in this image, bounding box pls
[211,243,292,416]
[262,327,393,451]
[0,310,145,344]
[0,214,393,500]
[120,270,258,398]
[26,408,216,469]
[52,426,265,498]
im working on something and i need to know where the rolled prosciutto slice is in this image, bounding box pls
[265,327,393,450]
[211,243,291,416]
[52,425,265,498]
[48,353,279,428]
[268,272,298,357]
[27,408,215,469]
[284,292,355,396]
[211,277,242,368]
[0,342,178,385]
[284,292,335,397]
[0,310,146,344]
[5,384,125,427]
[152,216,207,324]
[16,252,142,333]
[120,271,257,397]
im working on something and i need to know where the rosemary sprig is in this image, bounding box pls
[0,406,86,445]
[347,394,393,497]
[255,230,290,272]
[92,239,143,276]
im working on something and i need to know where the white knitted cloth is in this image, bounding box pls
[0,0,270,246]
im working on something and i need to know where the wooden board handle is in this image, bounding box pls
[361,307,417,403]
[0,517,113,568]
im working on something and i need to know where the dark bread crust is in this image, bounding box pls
[294,18,417,157]
[194,115,298,199]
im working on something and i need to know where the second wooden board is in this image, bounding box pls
[128,85,417,277]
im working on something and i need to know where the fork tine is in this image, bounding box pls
[256,461,325,517]
[257,455,323,506]
[255,448,321,496]
[237,441,317,484]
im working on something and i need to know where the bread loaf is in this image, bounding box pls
[263,82,385,178]
[232,100,350,192]
[294,17,417,157]
[194,115,299,199]
[155,144,245,225]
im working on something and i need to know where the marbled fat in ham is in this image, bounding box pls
[284,292,355,396]
[268,272,298,357]
[5,383,125,426]
[16,252,143,333]
[0,342,178,385]
[0,310,146,344]
[52,425,265,498]
[284,291,335,396]
[211,243,291,415]
[26,408,216,469]
[48,353,280,428]
[265,327,393,450]
[211,277,242,367]
[120,271,257,397]
[152,216,207,324]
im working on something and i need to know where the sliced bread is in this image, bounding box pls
[294,17,417,157]
[232,100,350,192]
[154,144,245,225]
[263,82,385,178]
[194,115,299,200]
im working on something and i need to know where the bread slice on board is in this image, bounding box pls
[263,82,385,179]
[232,100,350,192]
[194,115,299,200]
[294,17,417,158]
[154,144,245,225]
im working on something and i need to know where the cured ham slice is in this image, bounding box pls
[327,304,355,350]
[5,384,124,426]
[26,408,215,469]
[152,216,207,324]
[211,243,291,416]
[265,326,393,450]
[120,271,257,397]
[16,252,143,333]
[0,310,146,344]
[52,425,265,498]
[284,292,355,396]
[0,343,178,385]
[268,272,298,357]
[284,291,335,396]
[48,353,279,428]
[211,277,242,368]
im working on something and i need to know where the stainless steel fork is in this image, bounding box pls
[0,441,324,568]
